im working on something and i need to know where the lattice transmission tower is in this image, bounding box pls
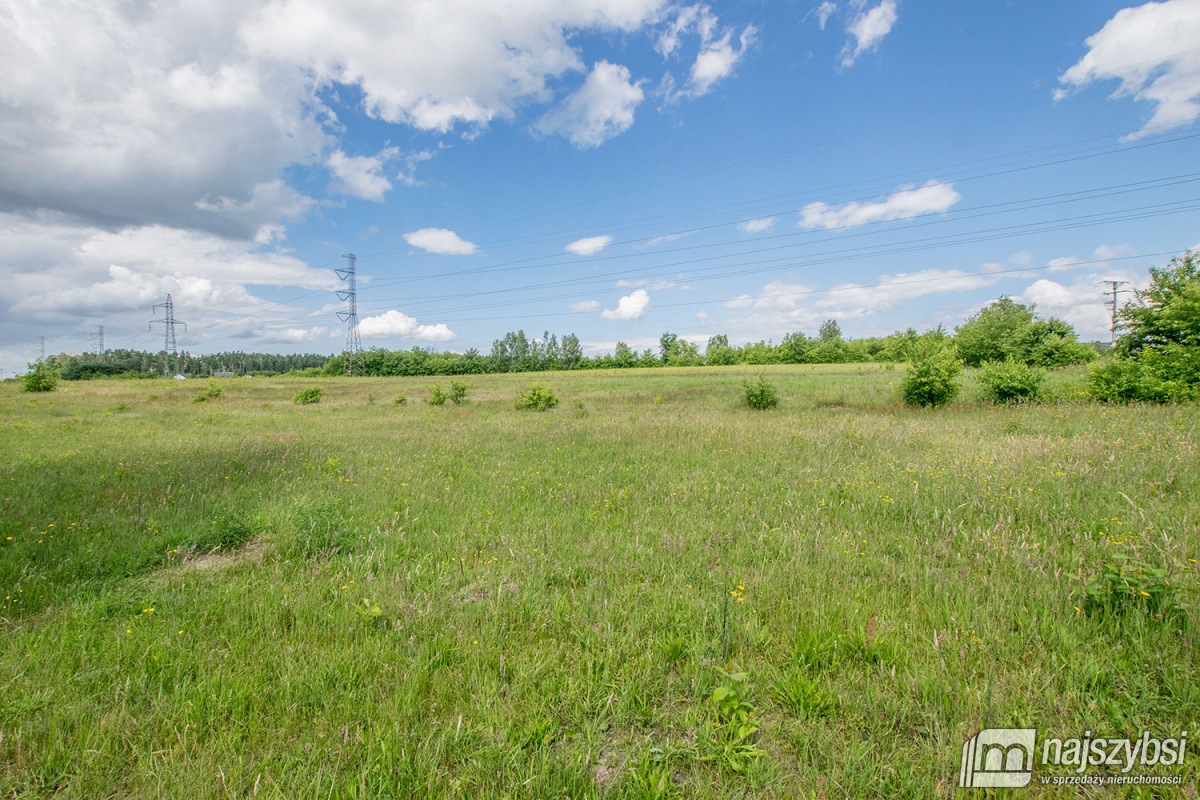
[150,294,187,375]
[336,253,363,376]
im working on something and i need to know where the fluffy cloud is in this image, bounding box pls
[0,0,327,239]
[566,235,613,255]
[535,61,644,148]
[600,289,651,320]
[327,147,398,201]
[738,216,775,234]
[403,228,478,255]
[816,269,997,316]
[840,0,898,68]
[799,181,960,230]
[570,300,602,312]
[1058,0,1200,140]
[358,309,456,341]
[241,0,667,132]
[657,4,756,101]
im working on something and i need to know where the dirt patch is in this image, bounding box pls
[179,539,265,572]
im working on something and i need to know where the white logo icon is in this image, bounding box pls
[959,728,1036,788]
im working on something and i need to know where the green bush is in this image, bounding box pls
[979,358,1043,404]
[194,380,223,402]
[901,342,962,407]
[428,384,449,406]
[741,375,778,410]
[20,361,59,393]
[516,384,559,411]
[292,386,323,405]
[449,380,467,405]
[393,393,407,406]
[1086,359,1183,403]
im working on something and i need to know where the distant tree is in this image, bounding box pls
[778,331,812,364]
[955,298,1035,367]
[560,333,584,369]
[659,332,679,363]
[613,341,636,368]
[819,319,842,342]
[706,334,730,354]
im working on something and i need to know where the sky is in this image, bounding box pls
[3,0,1200,374]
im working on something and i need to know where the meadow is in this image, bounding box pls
[1,363,1197,798]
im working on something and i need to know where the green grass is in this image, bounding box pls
[1,364,1197,797]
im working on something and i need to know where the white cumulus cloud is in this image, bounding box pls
[327,147,398,202]
[738,216,776,234]
[535,61,644,148]
[601,288,651,320]
[358,309,456,341]
[566,235,613,256]
[403,228,478,255]
[1058,0,1200,140]
[840,0,899,68]
[799,180,960,230]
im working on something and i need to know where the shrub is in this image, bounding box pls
[1083,552,1184,619]
[742,375,778,410]
[516,384,559,411]
[1086,359,1182,403]
[20,361,59,393]
[901,342,962,407]
[979,358,1043,404]
[428,384,449,406]
[448,380,467,405]
[194,380,223,403]
[293,386,323,405]
[393,393,407,406]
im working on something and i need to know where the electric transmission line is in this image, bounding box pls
[336,254,363,376]
[90,325,104,357]
[150,294,187,375]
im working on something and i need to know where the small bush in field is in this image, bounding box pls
[393,393,407,406]
[516,384,558,411]
[293,386,322,405]
[901,342,962,408]
[20,361,59,393]
[428,384,449,406]
[742,375,778,410]
[979,358,1043,404]
[449,380,467,404]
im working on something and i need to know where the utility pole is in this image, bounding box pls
[1101,280,1129,344]
[150,294,187,376]
[336,253,362,376]
[90,325,104,357]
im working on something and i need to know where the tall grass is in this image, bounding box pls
[0,364,1196,797]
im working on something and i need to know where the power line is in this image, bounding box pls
[150,294,186,375]
[335,254,362,376]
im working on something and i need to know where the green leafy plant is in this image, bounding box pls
[428,384,449,406]
[1086,359,1184,403]
[979,358,1043,404]
[901,341,962,407]
[627,748,676,799]
[20,361,59,393]
[292,386,323,405]
[1083,552,1185,619]
[393,393,407,406]
[791,628,836,673]
[771,671,835,720]
[516,384,559,411]
[194,380,224,403]
[448,380,467,405]
[701,668,765,773]
[741,375,778,410]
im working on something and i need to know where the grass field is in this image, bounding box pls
[1,363,1197,798]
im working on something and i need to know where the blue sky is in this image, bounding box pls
[3,0,1200,373]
